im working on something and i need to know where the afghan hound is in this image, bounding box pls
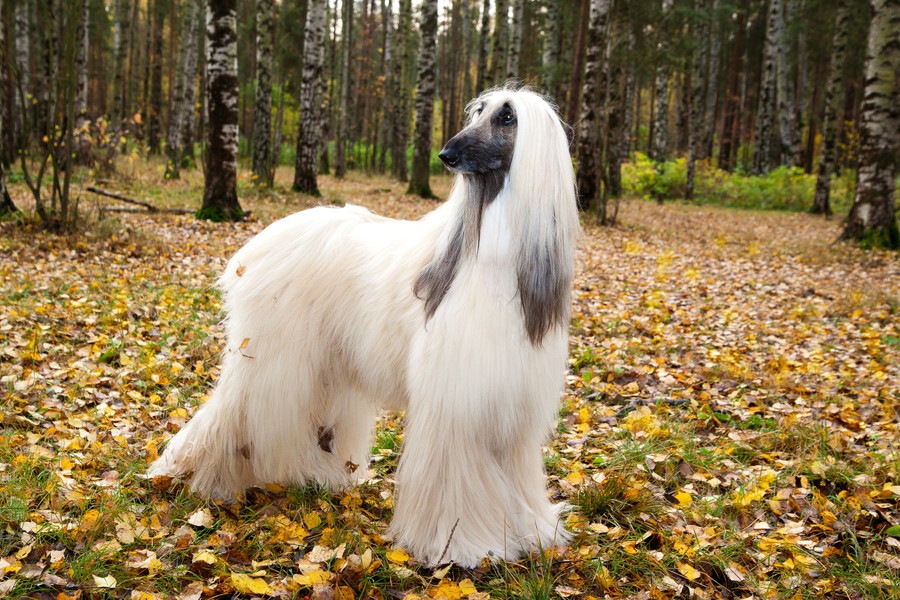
[148,87,580,567]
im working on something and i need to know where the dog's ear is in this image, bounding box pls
[506,92,580,346]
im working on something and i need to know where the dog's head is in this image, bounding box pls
[418,87,578,347]
[438,96,518,176]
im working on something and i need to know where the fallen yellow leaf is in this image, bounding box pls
[386,548,410,564]
[677,561,701,581]
[231,572,270,595]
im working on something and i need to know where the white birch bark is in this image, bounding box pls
[841,0,899,246]
[74,0,89,130]
[652,0,674,163]
[491,0,509,85]
[575,0,612,213]
[251,0,275,185]
[165,0,201,179]
[812,0,850,215]
[407,0,438,198]
[14,0,30,126]
[200,0,242,219]
[476,0,490,93]
[754,0,782,174]
[506,0,524,79]
[293,0,328,195]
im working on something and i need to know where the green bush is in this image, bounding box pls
[621,152,858,213]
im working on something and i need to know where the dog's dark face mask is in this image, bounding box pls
[438,101,517,178]
[414,98,519,325]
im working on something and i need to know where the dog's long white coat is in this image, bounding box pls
[149,89,579,567]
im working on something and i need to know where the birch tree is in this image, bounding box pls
[476,0,490,93]
[701,0,721,159]
[181,8,203,166]
[147,0,165,155]
[685,5,708,201]
[14,0,30,141]
[252,0,275,185]
[74,0,89,131]
[776,0,800,166]
[293,0,327,196]
[575,0,612,214]
[542,0,560,98]
[407,0,438,198]
[379,0,395,173]
[506,0,524,79]
[754,0,782,174]
[334,0,352,179]
[110,0,132,134]
[491,0,509,85]
[199,0,243,221]
[652,0,674,164]
[392,0,414,181]
[841,0,899,248]
[165,0,201,180]
[812,0,850,215]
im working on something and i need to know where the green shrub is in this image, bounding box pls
[621,152,859,213]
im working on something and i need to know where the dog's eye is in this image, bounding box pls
[497,106,516,126]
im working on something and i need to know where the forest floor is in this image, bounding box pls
[1,165,899,599]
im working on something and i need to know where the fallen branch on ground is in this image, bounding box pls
[90,186,196,214]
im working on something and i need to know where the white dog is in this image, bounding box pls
[149,87,580,567]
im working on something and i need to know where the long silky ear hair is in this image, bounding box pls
[505,90,580,346]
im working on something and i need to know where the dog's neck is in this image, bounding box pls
[413,171,509,324]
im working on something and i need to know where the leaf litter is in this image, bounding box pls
[1,177,898,599]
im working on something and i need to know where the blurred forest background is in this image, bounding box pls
[0,0,897,245]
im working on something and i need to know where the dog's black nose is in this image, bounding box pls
[438,147,459,167]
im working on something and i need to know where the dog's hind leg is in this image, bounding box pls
[301,383,378,489]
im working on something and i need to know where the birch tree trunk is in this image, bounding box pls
[702,0,721,159]
[567,0,590,126]
[74,0,89,130]
[652,0,674,164]
[575,0,612,214]
[542,0,560,98]
[622,30,637,159]
[506,0,524,80]
[181,8,203,166]
[293,0,327,196]
[392,0,414,181]
[461,0,473,104]
[476,0,490,93]
[14,0,30,142]
[753,0,782,174]
[334,0,352,178]
[604,47,629,200]
[147,0,165,155]
[164,0,200,180]
[199,0,243,221]
[491,0,509,86]
[111,0,131,131]
[407,0,438,198]
[686,3,709,200]
[378,0,394,173]
[812,0,850,215]
[251,0,275,185]
[841,0,899,248]
[776,0,800,166]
